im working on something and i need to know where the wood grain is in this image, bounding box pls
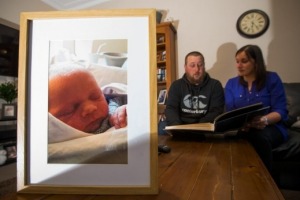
[1,135,285,200]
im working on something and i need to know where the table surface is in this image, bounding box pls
[1,134,284,200]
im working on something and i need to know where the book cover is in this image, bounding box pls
[164,103,270,133]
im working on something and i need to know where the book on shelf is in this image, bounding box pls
[165,102,270,133]
[157,68,166,81]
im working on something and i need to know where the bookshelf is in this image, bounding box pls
[156,22,177,100]
[0,118,17,167]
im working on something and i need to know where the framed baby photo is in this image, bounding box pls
[17,9,158,195]
[2,104,17,119]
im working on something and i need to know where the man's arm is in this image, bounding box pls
[198,81,225,123]
[165,82,182,126]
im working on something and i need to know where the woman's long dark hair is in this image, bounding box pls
[236,45,267,91]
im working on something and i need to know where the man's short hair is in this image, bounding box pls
[184,51,205,66]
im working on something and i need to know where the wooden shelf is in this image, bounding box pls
[156,22,177,98]
[0,119,17,167]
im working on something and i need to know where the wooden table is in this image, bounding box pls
[1,135,284,200]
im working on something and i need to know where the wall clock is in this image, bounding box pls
[236,9,270,38]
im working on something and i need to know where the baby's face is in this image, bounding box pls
[49,71,108,133]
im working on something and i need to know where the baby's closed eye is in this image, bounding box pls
[56,103,79,118]
[90,93,101,101]
[89,90,104,101]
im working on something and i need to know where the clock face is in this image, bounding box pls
[237,9,270,38]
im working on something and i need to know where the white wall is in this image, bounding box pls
[0,0,300,86]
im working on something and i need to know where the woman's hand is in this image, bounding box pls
[246,116,268,130]
[109,105,127,129]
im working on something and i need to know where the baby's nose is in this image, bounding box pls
[81,104,97,117]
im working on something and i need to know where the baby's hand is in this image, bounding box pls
[109,105,127,129]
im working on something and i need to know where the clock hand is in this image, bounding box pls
[251,21,254,32]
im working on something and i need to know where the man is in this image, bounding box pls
[165,51,224,131]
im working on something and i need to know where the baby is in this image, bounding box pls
[48,65,127,134]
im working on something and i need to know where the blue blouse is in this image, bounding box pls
[225,72,288,140]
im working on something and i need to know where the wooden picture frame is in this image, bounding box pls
[17,9,158,195]
[2,104,17,119]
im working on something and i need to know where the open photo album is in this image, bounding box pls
[165,102,270,133]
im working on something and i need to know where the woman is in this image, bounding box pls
[225,45,288,172]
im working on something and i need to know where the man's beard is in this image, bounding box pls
[187,74,203,85]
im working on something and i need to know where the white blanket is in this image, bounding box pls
[48,111,128,164]
[48,127,128,164]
